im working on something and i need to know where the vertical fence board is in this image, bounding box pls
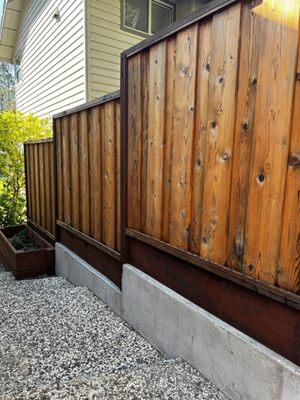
[127,56,142,230]
[38,144,46,229]
[33,144,41,226]
[62,117,71,225]
[243,1,300,284]
[70,113,80,230]
[29,145,36,222]
[169,25,198,250]
[56,119,63,222]
[25,145,32,220]
[188,20,211,254]
[278,42,300,294]
[161,37,176,243]
[50,143,55,235]
[43,143,51,233]
[25,140,55,239]
[145,42,167,239]
[227,0,261,270]
[102,102,116,248]
[79,110,90,235]
[115,101,122,252]
[89,106,102,241]
[200,4,241,264]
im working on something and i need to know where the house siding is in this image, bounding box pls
[15,0,86,119]
[86,0,142,99]
[86,0,198,100]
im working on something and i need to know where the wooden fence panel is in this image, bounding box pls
[54,93,121,254]
[24,139,55,241]
[125,0,300,293]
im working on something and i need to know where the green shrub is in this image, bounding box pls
[0,110,51,226]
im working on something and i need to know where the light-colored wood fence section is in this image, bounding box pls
[24,139,55,239]
[127,0,300,292]
[54,94,121,253]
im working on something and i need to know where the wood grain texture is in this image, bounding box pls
[278,38,300,294]
[161,37,176,243]
[24,141,56,239]
[243,0,300,284]
[69,113,80,230]
[79,110,90,236]
[33,144,41,226]
[145,42,167,239]
[61,117,71,225]
[200,3,241,263]
[115,100,122,252]
[127,55,142,230]
[169,25,198,249]
[102,102,116,249]
[188,20,211,254]
[56,119,63,222]
[89,106,102,241]
[227,0,261,270]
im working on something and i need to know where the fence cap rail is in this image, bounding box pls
[24,137,53,145]
[53,90,120,119]
[122,0,239,59]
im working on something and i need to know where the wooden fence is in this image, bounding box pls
[24,139,55,242]
[24,0,300,365]
[123,0,300,294]
[53,91,122,285]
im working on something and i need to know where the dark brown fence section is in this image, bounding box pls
[121,0,300,364]
[24,139,55,242]
[53,91,122,286]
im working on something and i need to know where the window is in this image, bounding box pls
[14,57,23,84]
[122,0,176,36]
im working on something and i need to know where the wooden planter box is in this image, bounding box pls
[0,224,54,280]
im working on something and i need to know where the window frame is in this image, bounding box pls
[14,55,23,85]
[121,0,176,38]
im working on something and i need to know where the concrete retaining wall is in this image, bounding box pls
[55,243,300,400]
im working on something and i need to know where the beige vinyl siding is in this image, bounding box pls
[15,0,86,119]
[87,0,198,100]
[86,0,144,99]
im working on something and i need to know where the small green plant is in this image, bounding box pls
[0,110,51,226]
[9,229,37,251]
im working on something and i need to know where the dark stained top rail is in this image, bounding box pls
[122,0,239,58]
[53,90,120,119]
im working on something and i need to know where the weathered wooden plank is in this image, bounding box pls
[79,110,90,235]
[38,144,46,229]
[140,51,150,234]
[29,145,36,223]
[25,146,32,220]
[161,37,176,243]
[200,4,241,263]
[56,119,63,222]
[33,144,41,226]
[89,106,101,241]
[102,102,116,249]
[61,116,71,225]
[50,142,55,235]
[243,0,300,284]
[188,20,212,254]
[145,42,167,239]
[278,39,300,294]
[115,100,121,252]
[69,113,80,230]
[43,142,51,233]
[227,0,261,270]
[127,55,142,230]
[169,25,198,250]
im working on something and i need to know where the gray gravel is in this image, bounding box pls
[0,268,228,399]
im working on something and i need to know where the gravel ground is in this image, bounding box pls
[0,267,228,400]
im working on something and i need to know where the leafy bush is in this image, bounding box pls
[9,229,37,251]
[0,110,51,226]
